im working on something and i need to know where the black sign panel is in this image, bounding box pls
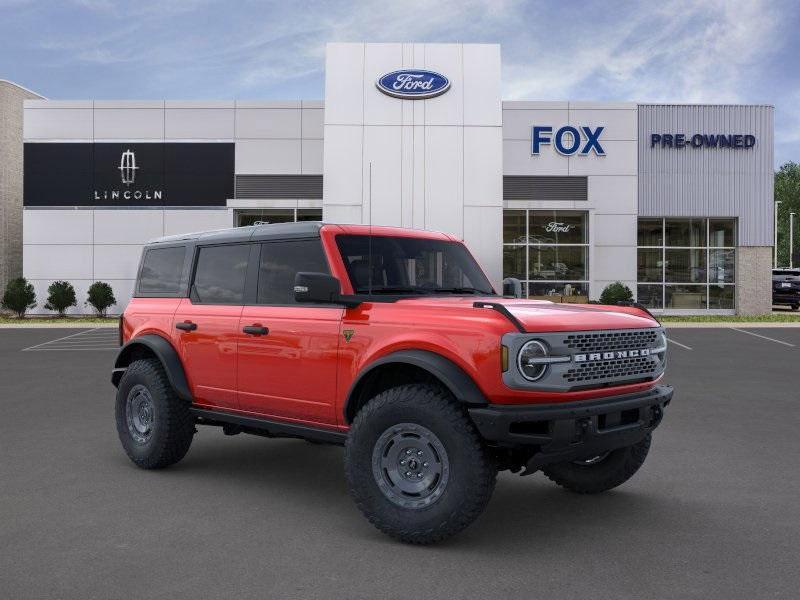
[24,143,234,207]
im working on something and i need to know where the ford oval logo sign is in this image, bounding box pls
[376,70,450,99]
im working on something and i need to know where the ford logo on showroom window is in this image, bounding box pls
[376,70,450,99]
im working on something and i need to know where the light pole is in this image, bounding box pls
[774,200,782,267]
[791,212,796,269]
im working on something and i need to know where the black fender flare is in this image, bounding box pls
[344,349,488,423]
[111,334,193,402]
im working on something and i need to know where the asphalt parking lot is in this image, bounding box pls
[1,327,799,600]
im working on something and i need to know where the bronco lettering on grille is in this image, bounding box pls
[574,348,651,362]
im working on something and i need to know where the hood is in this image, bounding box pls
[395,296,659,332]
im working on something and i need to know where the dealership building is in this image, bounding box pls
[1,42,775,315]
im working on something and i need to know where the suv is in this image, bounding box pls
[113,222,672,544]
[772,268,800,310]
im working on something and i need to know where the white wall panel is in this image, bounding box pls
[24,108,93,140]
[235,139,301,174]
[593,214,637,246]
[235,108,301,138]
[502,108,569,140]
[423,44,463,126]
[94,109,163,139]
[164,108,234,139]
[424,126,463,237]
[301,108,324,138]
[464,206,503,288]
[164,209,231,236]
[363,126,402,226]
[568,109,637,141]
[321,126,362,205]
[23,210,92,244]
[503,140,568,175]
[24,245,93,279]
[93,244,143,280]
[588,176,637,214]
[323,204,362,224]
[464,127,503,207]
[591,245,637,282]
[324,43,364,125]
[363,43,403,126]
[93,210,163,244]
[301,139,324,174]
[463,44,501,126]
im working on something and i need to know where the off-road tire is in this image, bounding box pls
[345,383,497,544]
[792,304,799,311]
[115,358,194,469]
[542,434,652,494]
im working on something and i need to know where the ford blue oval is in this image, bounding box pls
[376,70,450,99]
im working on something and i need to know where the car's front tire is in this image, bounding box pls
[115,358,194,469]
[345,383,496,544]
[541,434,652,494]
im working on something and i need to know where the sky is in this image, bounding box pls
[1,0,799,166]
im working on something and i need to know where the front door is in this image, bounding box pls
[172,243,253,410]
[236,238,343,426]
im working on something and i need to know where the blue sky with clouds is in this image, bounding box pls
[2,0,799,166]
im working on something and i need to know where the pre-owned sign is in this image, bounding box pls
[650,133,756,149]
[24,142,234,207]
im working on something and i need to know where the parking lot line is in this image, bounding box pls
[729,327,796,347]
[666,337,693,350]
[21,328,119,352]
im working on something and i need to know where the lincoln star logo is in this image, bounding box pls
[574,348,651,362]
[118,149,138,186]
[376,70,450,99]
[343,329,355,342]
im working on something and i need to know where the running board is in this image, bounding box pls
[190,407,347,446]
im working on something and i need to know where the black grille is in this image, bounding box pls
[564,356,656,383]
[564,330,659,353]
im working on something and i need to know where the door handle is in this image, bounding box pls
[176,321,198,332]
[242,325,269,336]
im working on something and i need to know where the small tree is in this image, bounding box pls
[44,280,77,317]
[1,277,37,318]
[86,282,116,317]
[600,281,634,305]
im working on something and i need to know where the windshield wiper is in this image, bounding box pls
[431,287,494,295]
[355,285,428,295]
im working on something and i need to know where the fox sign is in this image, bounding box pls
[532,125,605,156]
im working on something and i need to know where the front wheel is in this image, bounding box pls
[345,384,496,544]
[542,434,652,494]
[115,358,195,469]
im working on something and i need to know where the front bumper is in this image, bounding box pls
[468,384,672,470]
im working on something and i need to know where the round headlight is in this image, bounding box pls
[518,340,549,381]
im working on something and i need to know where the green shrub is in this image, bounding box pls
[44,280,77,317]
[86,282,116,317]
[599,281,634,305]
[1,277,37,318]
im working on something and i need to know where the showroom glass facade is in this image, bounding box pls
[637,218,737,311]
[235,208,323,227]
[503,210,589,300]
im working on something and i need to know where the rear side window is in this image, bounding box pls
[192,244,250,304]
[257,239,329,304]
[138,246,186,295]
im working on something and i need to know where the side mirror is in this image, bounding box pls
[502,277,523,298]
[294,272,341,304]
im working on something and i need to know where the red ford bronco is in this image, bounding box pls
[113,222,671,544]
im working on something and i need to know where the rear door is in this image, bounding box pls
[237,238,343,425]
[172,243,254,410]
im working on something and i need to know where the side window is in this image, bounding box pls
[192,244,250,304]
[257,239,330,304]
[138,246,186,295]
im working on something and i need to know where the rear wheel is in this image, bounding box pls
[542,434,651,494]
[792,304,799,311]
[115,358,194,469]
[345,383,496,544]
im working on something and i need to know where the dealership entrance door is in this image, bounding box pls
[234,208,323,227]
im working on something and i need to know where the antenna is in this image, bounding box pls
[368,161,373,295]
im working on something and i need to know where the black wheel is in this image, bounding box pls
[115,358,194,469]
[792,304,799,311]
[542,434,652,494]
[344,383,496,544]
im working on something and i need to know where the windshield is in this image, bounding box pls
[336,235,495,295]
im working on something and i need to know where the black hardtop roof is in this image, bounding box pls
[146,221,325,247]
